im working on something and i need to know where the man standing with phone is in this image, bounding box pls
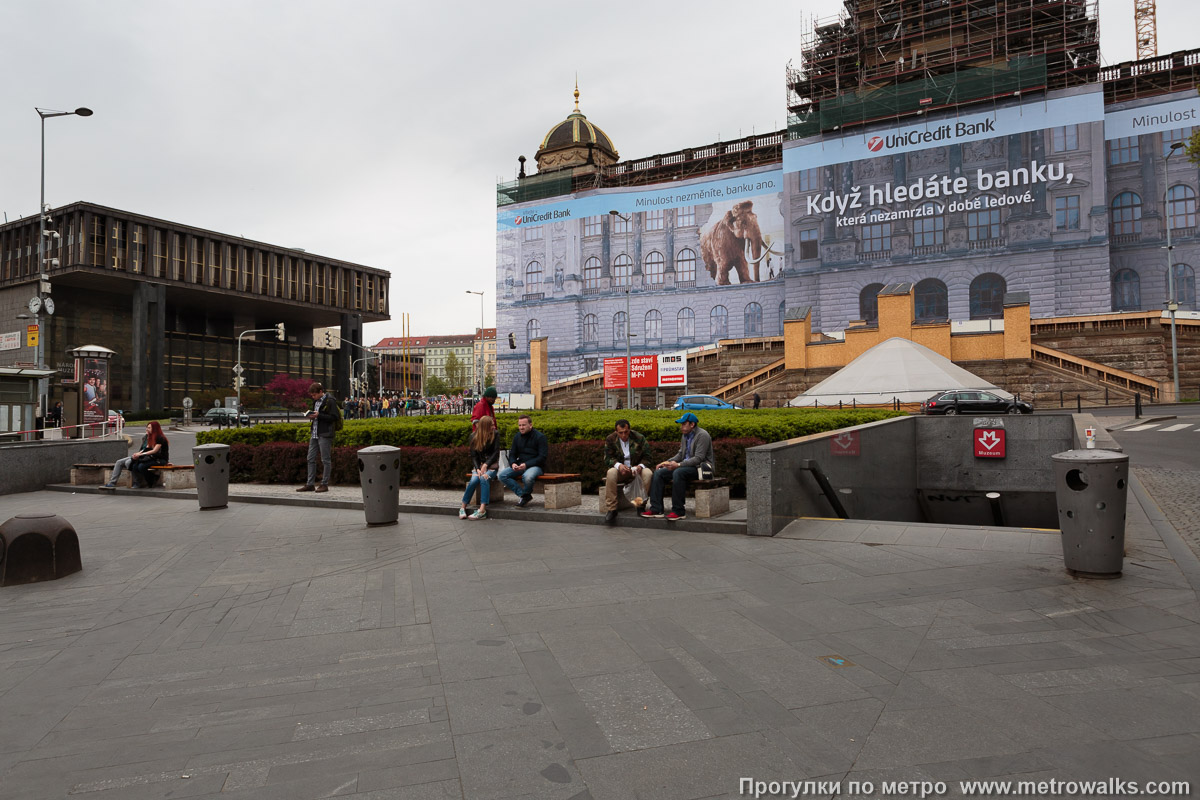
[297,382,337,493]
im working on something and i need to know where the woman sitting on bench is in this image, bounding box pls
[103,421,170,489]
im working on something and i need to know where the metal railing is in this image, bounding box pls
[1031,343,1161,400]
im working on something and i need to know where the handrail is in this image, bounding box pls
[712,358,786,400]
[1030,344,1161,399]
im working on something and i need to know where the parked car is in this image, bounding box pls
[672,394,742,411]
[203,407,251,425]
[921,390,1033,415]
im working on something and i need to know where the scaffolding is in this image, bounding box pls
[787,0,1100,136]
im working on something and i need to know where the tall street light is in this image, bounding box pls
[465,290,485,394]
[1164,140,1183,402]
[36,106,92,431]
[609,211,633,409]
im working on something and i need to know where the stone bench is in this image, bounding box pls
[72,463,195,489]
[465,472,583,509]
[465,472,506,506]
[602,477,729,518]
[148,465,197,490]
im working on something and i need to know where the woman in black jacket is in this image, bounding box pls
[460,415,500,520]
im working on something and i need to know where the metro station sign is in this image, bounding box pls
[830,431,860,456]
[973,428,1006,458]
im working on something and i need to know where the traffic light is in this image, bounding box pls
[275,322,286,341]
[324,330,334,347]
[234,377,246,388]
[507,332,516,350]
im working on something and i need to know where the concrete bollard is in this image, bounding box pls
[192,443,231,510]
[358,445,401,526]
[0,513,82,586]
[1051,449,1129,578]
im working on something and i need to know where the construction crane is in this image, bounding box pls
[1135,0,1158,60]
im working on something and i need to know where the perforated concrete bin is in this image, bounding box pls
[358,445,401,526]
[192,443,230,510]
[1052,449,1129,578]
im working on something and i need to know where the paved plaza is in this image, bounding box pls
[0,471,1198,798]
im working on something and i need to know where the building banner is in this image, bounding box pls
[1104,94,1200,140]
[603,355,659,390]
[0,331,19,351]
[657,351,687,386]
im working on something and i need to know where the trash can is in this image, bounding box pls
[358,445,401,526]
[193,443,231,510]
[1051,449,1129,578]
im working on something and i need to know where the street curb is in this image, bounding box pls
[1128,472,1200,595]
[45,484,748,535]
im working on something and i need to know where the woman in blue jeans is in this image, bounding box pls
[460,415,500,520]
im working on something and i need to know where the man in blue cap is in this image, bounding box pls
[643,411,715,521]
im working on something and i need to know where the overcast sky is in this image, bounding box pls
[2,0,1194,343]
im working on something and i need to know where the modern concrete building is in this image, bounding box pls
[0,202,390,412]
[494,2,1200,393]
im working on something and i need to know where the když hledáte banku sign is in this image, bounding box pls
[803,160,1073,229]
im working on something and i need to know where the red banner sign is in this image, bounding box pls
[973,428,1006,458]
[603,356,659,389]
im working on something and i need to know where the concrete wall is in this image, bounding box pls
[747,413,1078,536]
[0,438,127,495]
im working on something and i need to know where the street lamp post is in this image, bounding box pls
[1164,140,1184,402]
[609,211,634,410]
[465,290,485,394]
[235,325,285,426]
[36,106,92,432]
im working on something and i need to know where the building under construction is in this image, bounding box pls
[495,0,1200,400]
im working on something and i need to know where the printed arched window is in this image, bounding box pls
[583,257,601,291]
[970,273,1007,319]
[676,248,697,283]
[525,260,542,288]
[1172,263,1197,310]
[613,312,627,346]
[645,309,662,339]
[1167,185,1197,230]
[710,306,729,339]
[914,278,948,321]
[526,319,541,342]
[860,283,885,323]
[583,314,598,343]
[778,301,786,335]
[744,302,763,336]
[645,251,665,285]
[678,308,695,339]
[1110,192,1142,237]
[1113,269,1141,311]
[613,254,632,287]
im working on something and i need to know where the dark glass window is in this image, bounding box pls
[969,273,1006,319]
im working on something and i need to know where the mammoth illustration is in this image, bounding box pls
[699,200,776,285]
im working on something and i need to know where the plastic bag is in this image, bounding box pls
[499,450,510,471]
[622,472,645,506]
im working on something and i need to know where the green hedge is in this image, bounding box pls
[226,437,767,497]
[198,408,903,449]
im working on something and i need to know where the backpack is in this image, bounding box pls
[328,395,344,431]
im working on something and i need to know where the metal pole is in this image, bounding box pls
[37,114,45,434]
[1164,161,1182,402]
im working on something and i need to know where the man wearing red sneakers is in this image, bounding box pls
[642,411,715,522]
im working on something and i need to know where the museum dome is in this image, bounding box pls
[534,85,619,173]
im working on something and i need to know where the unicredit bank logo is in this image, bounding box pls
[514,216,523,225]
[864,119,996,153]
[867,136,884,152]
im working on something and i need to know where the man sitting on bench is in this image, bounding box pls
[498,414,548,508]
[643,412,714,522]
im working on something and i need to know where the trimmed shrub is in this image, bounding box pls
[197,408,902,449]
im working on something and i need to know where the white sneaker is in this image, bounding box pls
[459,508,468,520]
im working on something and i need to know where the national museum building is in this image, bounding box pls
[0,202,390,411]
[494,0,1200,392]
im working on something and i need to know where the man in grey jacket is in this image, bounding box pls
[643,411,715,521]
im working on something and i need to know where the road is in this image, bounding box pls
[1098,406,1200,554]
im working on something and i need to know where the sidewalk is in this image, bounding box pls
[1,471,1197,797]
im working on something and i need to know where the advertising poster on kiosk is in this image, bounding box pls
[82,357,109,427]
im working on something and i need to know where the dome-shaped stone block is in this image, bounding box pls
[0,513,82,586]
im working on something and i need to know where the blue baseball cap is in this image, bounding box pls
[674,412,699,424]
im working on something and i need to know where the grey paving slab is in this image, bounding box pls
[0,487,1198,798]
